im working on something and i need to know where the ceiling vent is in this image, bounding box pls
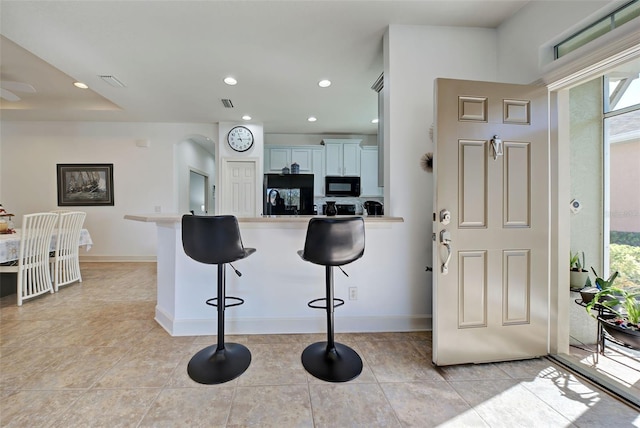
[99,75,126,88]
[221,98,234,108]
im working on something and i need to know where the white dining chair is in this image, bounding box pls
[0,212,59,305]
[52,211,86,291]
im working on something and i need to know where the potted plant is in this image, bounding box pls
[585,279,640,349]
[570,251,589,289]
[580,267,617,304]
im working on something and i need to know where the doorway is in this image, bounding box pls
[551,53,640,408]
[189,169,209,215]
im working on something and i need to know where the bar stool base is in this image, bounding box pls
[301,341,363,382]
[187,343,251,384]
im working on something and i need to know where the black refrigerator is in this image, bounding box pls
[263,174,314,215]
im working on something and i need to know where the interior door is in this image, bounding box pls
[223,160,256,217]
[433,78,549,366]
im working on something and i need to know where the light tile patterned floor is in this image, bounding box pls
[1,262,639,427]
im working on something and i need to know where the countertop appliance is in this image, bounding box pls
[363,200,383,216]
[325,176,360,197]
[263,173,314,215]
[322,203,356,215]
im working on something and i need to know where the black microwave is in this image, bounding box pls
[325,176,361,197]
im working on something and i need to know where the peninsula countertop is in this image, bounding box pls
[124,211,414,336]
[124,213,404,224]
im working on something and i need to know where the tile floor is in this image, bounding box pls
[1,262,639,427]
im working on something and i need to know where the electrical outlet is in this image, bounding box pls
[154,206,161,213]
[349,287,357,300]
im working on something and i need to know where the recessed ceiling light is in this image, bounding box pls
[318,79,331,88]
[224,77,237,85]
[307,116,317,122]
[73,82,89,89]
[242,115,251,120]
[371,118,379,124]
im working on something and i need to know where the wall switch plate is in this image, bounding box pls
[349,287,357,300]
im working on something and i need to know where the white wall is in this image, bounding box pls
[0,121,215,259]
[384,24,498,321]
[216,122,265,216]
[570,78,604,274]
[496,1,616,83]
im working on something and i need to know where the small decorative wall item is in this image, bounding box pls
[420,152,433,173]
[57,163,114,206]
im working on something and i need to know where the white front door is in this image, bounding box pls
[222,160,256,217]
[433,78,549,366]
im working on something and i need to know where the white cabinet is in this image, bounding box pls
[323,139,361,176]
[291,148,312,172]
[264,145,325,196]
[360,146,383,196]
[266,147,291,172]
[265,146,314,172]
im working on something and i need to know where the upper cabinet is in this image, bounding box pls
[264,145,325,196]
[266,147,291,172]
[323,139,361,176]
[360,146,383,197]
[265,146,314,172]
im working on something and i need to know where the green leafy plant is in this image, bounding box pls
[585,285,640,326]
[590,267,618,290]
[570,251,587,272]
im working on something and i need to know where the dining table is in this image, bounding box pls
[0,229,93,264]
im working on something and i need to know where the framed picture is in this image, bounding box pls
[57,163,114,206]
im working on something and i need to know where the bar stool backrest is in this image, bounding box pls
[301,217,365,266]
[182,215,253,265]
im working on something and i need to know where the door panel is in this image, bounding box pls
[504,142,531,227]
[503,249,530,324]
[459,140,488,228]
[458,250,487,328]
[433,78,549,366]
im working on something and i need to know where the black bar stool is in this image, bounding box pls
[297,216,365,382]
[181,214,256,384]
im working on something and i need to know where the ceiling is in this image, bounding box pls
[0,1,531,135]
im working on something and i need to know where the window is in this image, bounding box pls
[555,0,640,59]
[603,65,640,288]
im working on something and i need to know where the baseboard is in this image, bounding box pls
[79,255,157,262]
[156,306,432,336]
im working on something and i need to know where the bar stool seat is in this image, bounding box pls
[297,216,365,382]
[182,214,255,384]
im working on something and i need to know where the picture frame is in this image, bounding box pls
[57,163,114,206]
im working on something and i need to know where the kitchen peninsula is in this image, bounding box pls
[124,214,422,336]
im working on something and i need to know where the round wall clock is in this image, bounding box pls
[227,126,254,152]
